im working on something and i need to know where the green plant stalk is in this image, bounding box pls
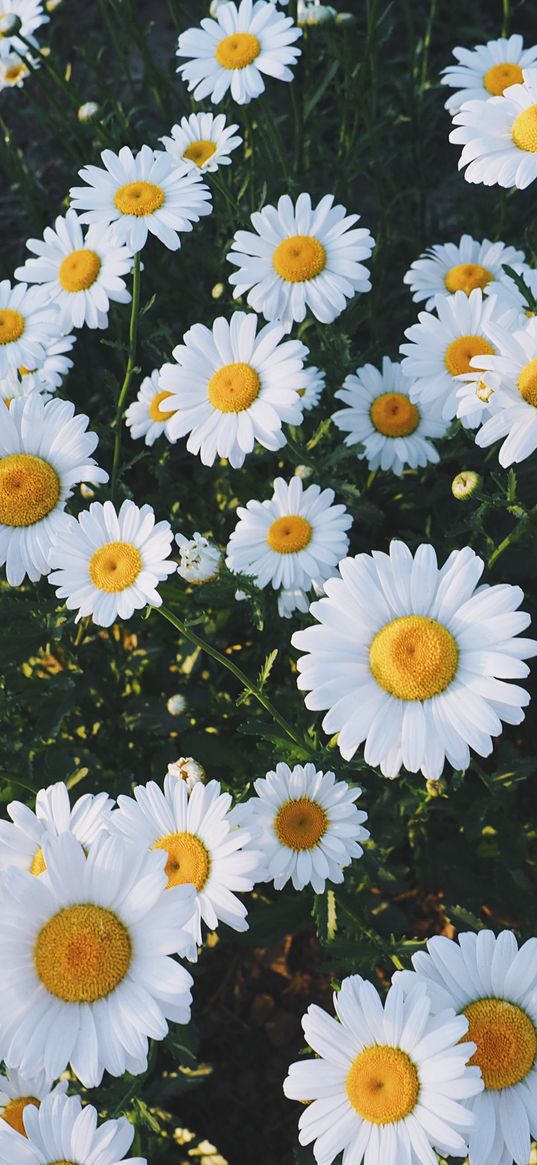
[487,503,537,570]
[18,33,80,109]
[111,252,141,501]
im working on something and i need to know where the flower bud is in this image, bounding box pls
[78,101,100,124]
[167,756,206,792]
[294,464,314,481]
[176,531,222,585]
[0,13,22,34]
[426,778,447,797]
[451,470,481,501]
[79,483,95,500]
[299,0,337,23]
[335,11,357,24]
[166,693,187,717]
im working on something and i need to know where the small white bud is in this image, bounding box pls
[166,693,187,717]
[167,756,206,792]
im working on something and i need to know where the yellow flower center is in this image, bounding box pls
[208,362,260,412]
[59,248,101,293]
[215,31,260,70]
[370,392,420,438]
[4,64,27,83]
[483,61,523,96]
[369,615,459,701]
[0,453,60,528]
[444,334,495,377]
[33,903,131,1003]
[274,797,328,851]
[273,235,327,283]
[444,263,493,295]
[30,847,47,876]
[518,357,537,407]
[183,140,217,167]
[18,365,31,375]
[512,103,537,152]
[462,998,537,1091]
[148,389,176,421]
[0,308,25,345]
[152,831,210,891]
[346,1045,420,1125]
[267,513,313,553]
[1,1096,40,1137]
[89,541,142,593]
[114,180,165,217]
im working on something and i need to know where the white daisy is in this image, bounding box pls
[0,780,114,876]
[283,974,482,1165]
[485,263,537,322]
[0,395,107,587]
[0,333,76,405]
[125,369,177,446]
[0,0,48,58]
[0,373,48,408]
[297,0,337,25]
[0,1068,66,1137]
[0,1092,146,1165]
[291,539,537,779]
[0,831,195,1087]
[297,364,326,411]
[108,775,263,962]
[176,0,302,107]
[225,475,352,600]
[0,281,59,379]
[472,316,537,466]
[175,531,222,584]
[166,756,206,792]
[395,929,537,1165]
[47,498,177,627]
[332,356,448,477]
[403,235,527,310]
[277,585,311,618]
[161,112,242,172]
[227,192,374,331]
[450,67,537,189]
[0,52,32,89]
[441,35,537,113]
[15,210,133,333]
[160,311,306,468]
[69,145,212,253]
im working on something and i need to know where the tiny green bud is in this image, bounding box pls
[212,282,224,300]
[78,101,100,124]
[426,778,447,797]
[451,470,481,501]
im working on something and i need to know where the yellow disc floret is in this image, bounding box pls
[444,335,495,377]
[33,903,131,1002]
[30,847,47,876]
[183,140,217,167]
[274,797,328,851]
[518,357,537,407]
[89,541,142,593]
[1,1096,40,1136]
[511,103,537,152]
[149,390,176,421]
[59,248,101,293]
[444,263,493,295]
[462,998,537,1091]
[114,181,165,217]
[0,309,25,345]
[273,235,327,283]
[369,615,459,701]
[267,514,313,553]
[152,831,210,891]
[346,1045,420,1124]
[0,453,60,527]
[4,64,27,84]
[215,32,260,70]
[208,362,260,412]
[483,62,523,96]
[370,392,420,438]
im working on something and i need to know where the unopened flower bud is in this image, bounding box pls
[335,11,356,24]
[176,531,222,585]
[78,101,100,124]
[298,0,336,23]
[451,470,481,501]
[294,464,314,481]
[426,778,447,797]
[80,483,95,500]
[167,756,206,792]
[0,13,22,34]
[166,693,187,717]
[212,282,224,300]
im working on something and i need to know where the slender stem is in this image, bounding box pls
[487,503,537,570]
[501,0,510,37]
[18,33,79,109]
[111,252,141,500]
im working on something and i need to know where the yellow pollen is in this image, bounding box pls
[462,998,537,1091]
[30,847,47,876]
[444,334,495,377]
[4,64,26,83]
[152,831,210,891]
[274,797,328,851]
[1,1096,40,1137]
[208,362,260,412]
[215,31,260,70]
[89,540,142,593]
[483,61,523,96]
[476,379,493,403]
[370,392,420,438]
[273,235,327,283]
[370,615,459,701]
[18,365,30,375]
[0,453,60,528]
[0,309,25,344]
[2,397,13,409]
[267,513,313,553]
[149,390,176,421]
[59,248,101,293]
[114,180,165,217]
[444,263,493,295]
[183,139,217,167]
[33,903,131,1003]
[512,103,537,152]
[518,358,537,408]
[346,1045,420,1125]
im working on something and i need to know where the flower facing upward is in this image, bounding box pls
[441,35,537,113]
[0,1068,66,1137]
[176,0,302,106]
[161,112,242,172]
[176,531,222,584]
[0,281,59,379]
[0,780,114,875]
[0,0,48,58]
[403,234,527,311]
[0,1094,146,1165]
[450,67,537,189]
[291,540,537,779]
[473,317,537,466]
[125,369,177,446]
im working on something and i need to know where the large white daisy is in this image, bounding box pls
[0,1092,145,1165]
[0,780,114,875]
[0,281,59,379]
[332,356,448,477]
[69,145,212,253]
[441,35,537,113]
[291,539,537,779]
[395,929,537,1165]
[160,311,306,468]
[125,369,177,446]
[0,395,107,587]
[0,0,48,58]
[47,498,176,627]
[473,316,537,466]
[227,192,374,331]
[450,68,537,189]
[176,0,302,106]
[403,235,527,310]
[0,831,195,1087]
[0,1068,66,1137]
[160,112,242,172]
[284,974,482,1165]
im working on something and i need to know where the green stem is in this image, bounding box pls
[18,34,79,109]
[487,503,537,570]
[501,0,510,37]
[111,252,141,501]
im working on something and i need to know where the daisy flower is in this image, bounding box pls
[0,1069,66,1137]
[0,832,195,1087]
[0,0,48,58]
[291,539,537,779]
[161,112,242,172]
[238,762,368,892]
[176,0,302,107]
[175,531,222,584]
[15,210,133,333]
[332,356,448,477]
[0,780,114,876]
[167,756,206,792]
[0,281,59,379]
[450,67,537,189]
[47,498,177,627]
[472,316,537,466]
[0,395,107,587]
[109,775,263,962]
[0,53,32,89]
[441,35,537,113]
[296,364,325,411]
[160,311,307,468]
[277,586,311,618]
[403,235,527,310]
[69,145,212,253]
[0,1093,146,1165]
[227,192,374,331]
[395,929,537,1165]
[1,333,76,406]
[283,974,482,1165]
[0,373,48,408]
[125,369,177,446]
